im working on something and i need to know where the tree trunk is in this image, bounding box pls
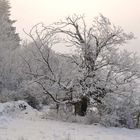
[136,113,140,128]
[74,96,88,116]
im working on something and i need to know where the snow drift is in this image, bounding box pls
[0,100,40,120]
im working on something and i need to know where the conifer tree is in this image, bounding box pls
[0,0,20,93]
[0,0,20,52]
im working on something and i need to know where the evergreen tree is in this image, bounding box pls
[0,0,20,52]
[0,0,20,94]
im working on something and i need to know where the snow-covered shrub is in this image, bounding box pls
[85,107,100,124]
[42,103,74,121]
[101,112,135,128]
[0,88,14,102]
[41,103,86,123]
[0,100,39,119]
[0,101,30,116]
[99,94,138,129]
[41,104,98,124]
[0,87,42,110]
[46,109,85,123]
[12,81,48,110]
[0,88,24,103]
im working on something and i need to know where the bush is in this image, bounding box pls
[42,103,73,121]
[99,95,138,129]
[100,112,135,129]
[85,110,100,124]
[41,103,87,123]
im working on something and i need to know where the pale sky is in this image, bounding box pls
[10,0,140,53]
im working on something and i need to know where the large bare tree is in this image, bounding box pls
[22,15,140,116]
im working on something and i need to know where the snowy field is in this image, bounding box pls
[0,101,140,140]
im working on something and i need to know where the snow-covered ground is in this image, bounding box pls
[0,101,140,140]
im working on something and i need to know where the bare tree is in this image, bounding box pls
[22,24,76,104]
[22,15,140,116]
[47,15,139,103]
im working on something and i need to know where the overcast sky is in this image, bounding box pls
[10,0,140,53]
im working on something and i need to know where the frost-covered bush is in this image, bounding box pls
[14,81,48,110]
[41,103,87,123]
[85,108,100,124]
[0,89,19,103]
[42,103,74,121]
[101,112,135,128]
[99,94,138,129]
[45,108,85,123]
[0,100,39,119]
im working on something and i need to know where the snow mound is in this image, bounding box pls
[0,100,40,120]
